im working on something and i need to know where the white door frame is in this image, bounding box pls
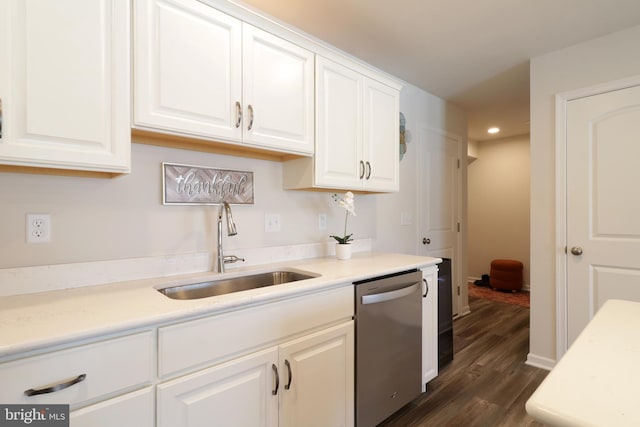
[416,124,464,317]
[555,74,640,359]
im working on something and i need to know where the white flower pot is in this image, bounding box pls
[335,243,352,260]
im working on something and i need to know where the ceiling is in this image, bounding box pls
[237,0,640,141]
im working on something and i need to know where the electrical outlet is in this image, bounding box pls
[318,214,327,231]
[265,213,281,232]
[27,214,51,243]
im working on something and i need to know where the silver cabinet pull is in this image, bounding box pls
[359,161,365,179]
[247,104,254,131]
[235,101,242,128]
[423,278,429,298]
[272,363,279,395]
[422,238,431,245]
[284,359,292,390]
[24,373,87,396]
[365,161,371,179]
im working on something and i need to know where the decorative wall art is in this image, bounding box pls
[162,162,254,205]
[399,112,407,160]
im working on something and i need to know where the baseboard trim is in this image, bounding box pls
[526,353,555,371]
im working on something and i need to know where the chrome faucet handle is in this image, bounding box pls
[223,255,245,264]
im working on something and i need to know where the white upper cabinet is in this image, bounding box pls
[133,0,242,141]
[363,78,400,191]
[283,56,400,192]
[313,57,363,189]
[0,0,131,173]
[133,0,314,155]
[242,25,314,153]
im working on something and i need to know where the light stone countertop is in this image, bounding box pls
[0,252,440,359]
[526,299,640,426]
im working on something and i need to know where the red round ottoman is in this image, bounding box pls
[490,259,523,292]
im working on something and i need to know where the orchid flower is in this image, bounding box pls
[330,192,356,244]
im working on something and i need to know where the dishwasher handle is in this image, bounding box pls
[361,282,420,305]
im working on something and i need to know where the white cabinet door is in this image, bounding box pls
[363,78,399,191]
[71,387,154,427]
[242,24,314,154]
[421,266,439,386]
[288,55,399,192]
[133,1,314,155]
[158,347,279,427]
[0,0,130,173]
[314,57,363,189]
[279,321,354,427]
[133,0,242,141]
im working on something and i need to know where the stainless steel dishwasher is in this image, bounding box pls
[354,269,423,427]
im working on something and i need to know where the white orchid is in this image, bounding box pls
[330,192,356,244]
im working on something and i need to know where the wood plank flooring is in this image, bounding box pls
[379,296,548,427]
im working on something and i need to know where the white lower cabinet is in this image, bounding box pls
[0,331,154,426]
[158,347,279,427]
[158,321,354,427]
[0,331,154,407]
[279,322,354,427]
[421,266,439,387]
[70,387,155,427]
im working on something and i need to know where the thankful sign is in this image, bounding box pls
[162,163,254,205]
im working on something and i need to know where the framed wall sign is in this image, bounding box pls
[162,162,254,205]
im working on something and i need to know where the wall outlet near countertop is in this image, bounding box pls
[27,213,51,243]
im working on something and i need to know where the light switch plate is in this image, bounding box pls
[318,214,327,230]
[265,213,281,232]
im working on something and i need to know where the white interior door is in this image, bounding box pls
[419,125,462,317]
[566,84,640,346]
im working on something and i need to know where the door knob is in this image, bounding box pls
[422,238,431,245]
[570,246,583,256]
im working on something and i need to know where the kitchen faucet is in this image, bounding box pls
[217,201,244,273]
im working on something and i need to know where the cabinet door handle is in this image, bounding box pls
[247,104,254,131]
[365,161,372,179]
[423,278,429,298]
[235,101,242,128]
[272,363,279,395]
[284,359,292,390]
[359,160,365,179]
[24,373,87,396]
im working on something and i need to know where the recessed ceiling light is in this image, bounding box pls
[488,127,500,134]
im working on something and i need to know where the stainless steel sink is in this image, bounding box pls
[157,270,318,300]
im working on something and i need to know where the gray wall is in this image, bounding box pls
[0,83,467,292]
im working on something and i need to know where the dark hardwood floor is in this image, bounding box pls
[379,296,548,427]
